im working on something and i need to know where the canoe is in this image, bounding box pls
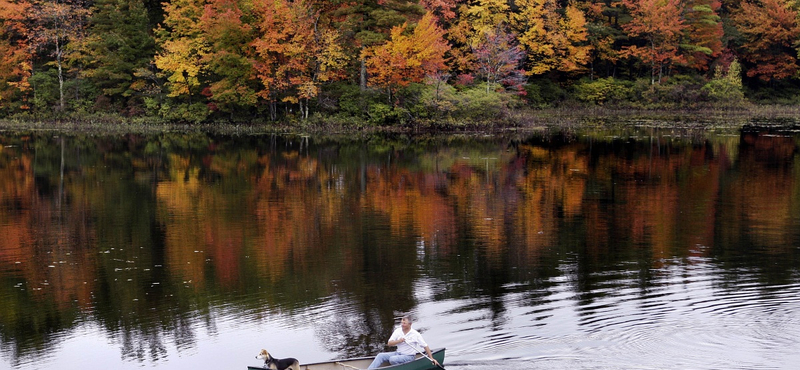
[248,348,445,370]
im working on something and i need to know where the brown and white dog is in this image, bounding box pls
[256,349,300,370]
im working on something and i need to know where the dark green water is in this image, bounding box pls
[1,126,799,370]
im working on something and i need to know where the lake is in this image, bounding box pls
[1,125,799,370]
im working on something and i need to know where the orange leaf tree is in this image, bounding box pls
[621,0,687,84]
[331,0,425,90]
[420,0,459,21]
[364,12,450,105]
[730,0,800,81]
[0,0,32,113]
[251,0,348,120]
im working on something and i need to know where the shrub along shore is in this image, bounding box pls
[2,103,798,137]
[7,58,795,134]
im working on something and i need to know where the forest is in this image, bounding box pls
[0,0,799,124]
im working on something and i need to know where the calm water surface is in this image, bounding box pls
[1,126,799,370]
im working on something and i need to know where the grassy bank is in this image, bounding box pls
[1,105,799,136]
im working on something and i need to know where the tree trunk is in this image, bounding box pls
[56,38,65,111]
[650,39,657,85]
[360,58,367,91]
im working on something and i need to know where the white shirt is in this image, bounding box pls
[389,326,427,356]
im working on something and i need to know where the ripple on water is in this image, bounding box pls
[438,261,800,370]
[594,270,800,368]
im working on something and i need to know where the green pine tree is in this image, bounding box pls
[79,0,156,113]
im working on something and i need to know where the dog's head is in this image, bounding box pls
[256,349,270,360]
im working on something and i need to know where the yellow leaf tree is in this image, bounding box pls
[154,0,209,102]
[513,0,592,75]
[447,0,510,75]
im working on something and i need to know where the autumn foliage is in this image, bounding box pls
[621,0,687,84]
[513,0,591,75]
[0,0,31,111]
[364,12,450,103]
[730,0,800,81]
[0,0,799,120]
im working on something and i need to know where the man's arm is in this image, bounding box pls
[424,345,439,366]
[387,328,405,346]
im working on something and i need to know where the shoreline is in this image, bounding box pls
[1,105,799,136]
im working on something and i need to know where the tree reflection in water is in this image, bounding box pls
[1,127,799,370]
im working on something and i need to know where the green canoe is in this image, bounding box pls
[248,348,445,370]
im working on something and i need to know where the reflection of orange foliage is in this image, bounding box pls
[582,138,734,266]
[621,153,683,264]
[409,172,457,255]
[157,154,208,287]
[733,133,797,250]
[0,151,96,309]
[252,153,326,280]
[450,160,507,261]
[588,144,690,266]
[7,132,794,313]
[361,163,462,258]
[157,149,334,288]
[205,221,243,287]
[681,146,720,254]
[0,153,33,264]
[515,144,588,259]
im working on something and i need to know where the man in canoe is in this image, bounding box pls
[367,316,441,369]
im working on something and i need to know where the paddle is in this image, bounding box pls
[405,341,445,370]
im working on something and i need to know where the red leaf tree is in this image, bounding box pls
[621,0,687,84]
[730,0,800,81]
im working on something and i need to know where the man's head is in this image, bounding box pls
[400,315,413,330]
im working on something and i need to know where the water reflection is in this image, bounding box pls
[1,127,799,370]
